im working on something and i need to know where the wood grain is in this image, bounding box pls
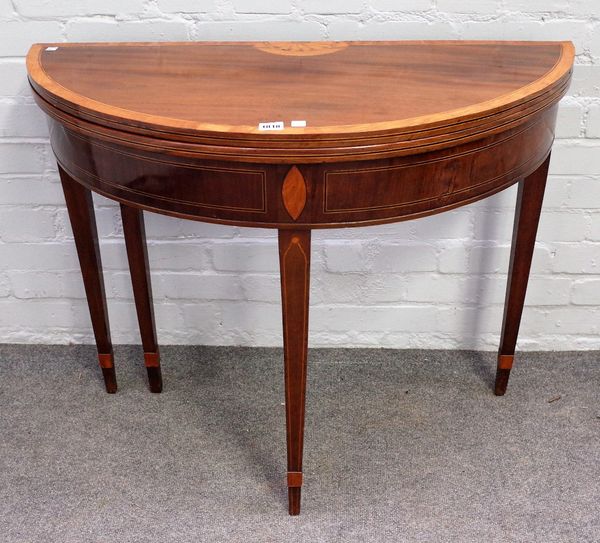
[121,204,163,393]
[282,166,307,220]
[42,104,557,228]
[59,166,116,393]
[495,155,550,396]
[279,230,311,515]
[27,41,574,163]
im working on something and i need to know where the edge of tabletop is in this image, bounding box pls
[26,40,576,142]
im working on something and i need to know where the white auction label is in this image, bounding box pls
[45,47,59,52]
[291,120,307,128]
[258,121,284,131]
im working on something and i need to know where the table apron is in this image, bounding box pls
[48,105,557,229]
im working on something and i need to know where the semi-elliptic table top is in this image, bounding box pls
[27,41,574,163]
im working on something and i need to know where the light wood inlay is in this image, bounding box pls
[143,352,160,368]
[255,42,348,57]
[498,354,515,370]
[282,166,307,220]
[287,472,304,487]
[97,353,114,369]
[279,230,311,515]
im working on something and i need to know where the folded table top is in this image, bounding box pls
[27,40,574,162]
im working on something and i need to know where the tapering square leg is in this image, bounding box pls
[121,204,162,393]
[278,230,311,515]
[59,166,116,393]
[495,155,550,395]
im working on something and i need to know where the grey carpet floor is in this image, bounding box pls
[0,345,598,543]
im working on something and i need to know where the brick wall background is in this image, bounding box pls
[0,1,599,349]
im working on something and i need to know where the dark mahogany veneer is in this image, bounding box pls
[27,40,574,515]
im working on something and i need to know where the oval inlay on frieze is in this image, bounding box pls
[282,166,307,220]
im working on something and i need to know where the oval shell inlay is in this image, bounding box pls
[282,166,307,220]
[254,42,348,57]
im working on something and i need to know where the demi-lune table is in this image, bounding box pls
[26,40,574,515]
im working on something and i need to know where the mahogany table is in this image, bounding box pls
[26,40,574,515]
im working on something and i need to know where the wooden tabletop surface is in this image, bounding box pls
[27,41,573,132]
[27,41,574,161]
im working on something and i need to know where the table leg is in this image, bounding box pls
[59,166,116,393]
[120,204,162,393]
[495,155,551,396]
[278,230,311,515]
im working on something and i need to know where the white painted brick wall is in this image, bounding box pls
[0,1,599,350]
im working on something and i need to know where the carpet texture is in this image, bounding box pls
[0,345,598,542]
